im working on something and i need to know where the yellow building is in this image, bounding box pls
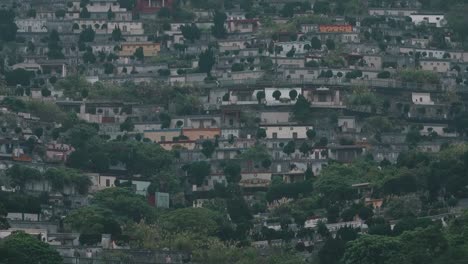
[144,129,181,143]
[119,42,161,57]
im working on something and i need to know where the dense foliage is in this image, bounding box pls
[0,231,62,264]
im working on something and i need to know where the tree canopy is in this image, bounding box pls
[0,231,62,264]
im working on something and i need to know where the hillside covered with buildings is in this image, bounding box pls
[2,0,468,263]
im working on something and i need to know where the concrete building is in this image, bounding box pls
[16,19,48,33]
[368,8,418,16]
[420,59,451,73]
[260,125,313,139]
[264,87,302,105]
[84,0,127,12]
[409,14,446,28]
[88,173,117,192]
[226,18,259,33]
[363,55,383,69]
[275,41,310,57]
[412,92,434,105]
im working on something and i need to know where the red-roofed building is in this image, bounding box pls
[318,24,353,33]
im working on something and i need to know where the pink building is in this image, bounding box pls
[45,143,75,163]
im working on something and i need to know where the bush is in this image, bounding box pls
[79,233,101,246]
[398,70,439,84]
[49,76,58,84]
[272,90,282,100]
[157,69,171,76]
[345,70,363,79]
[305,60,319,68]
[231,63,244,72]
[377,71,391,79]
[266,181,314,202]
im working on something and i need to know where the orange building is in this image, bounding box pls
[182,128,221,141]
[319,24,353,33]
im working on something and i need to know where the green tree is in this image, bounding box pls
[293,95,310,122]
[80,7,91,18]
[342,235,406,264]
[280,2,297,17]
[134,47,144,61]
[55,9,66,18]
[159,112,171,128]
[41,88,51,97]
[106,142,173,176]
[447,4,468,41]
[299,141,311,156]
[313,1,330,14]
[286,46,296,57]
[272,90,282,100]
[181,23,201,43]
[47,30,65,59]
[65,206,121,235]
[120,117,134,132]
[239,144,272,164]
[0,203,9,229]
[198,48,215,75]
[90,151,110,173]
[83,48,96,64]
[306,129,316,139]
[318,238,346,264]
[43,167,91,194]
[256,91,265,103]
[377,71,391,79]
[311,36,322,50]
[103,62,114,74]
[92,187,156,222]
[201,140,216,158]
[0,9,18,42]
[187,161,211,185]
[260,57,273,71]
[406,128,421,146]
[79,27,95,42]
[212,11,227,38]
[27,9,36,18]
[256,128,267,139]
[224,161,242,183]
[0,231,62,264]
[118,0,136,10]
[326,39,335,50]
[65,123,98,148]
[107,7,115,20]
[159,112,171,129]
[111,27,122,41]
[5,69,33,86]
[313,163,358,202]
[289,89,298,100]
[231,63,244,72]
[283,141,296,156]
[33,127,44,138]
[157,7,171,18]
[160,207,222,236]
[400,226,447,264]
[5,165,41,190]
